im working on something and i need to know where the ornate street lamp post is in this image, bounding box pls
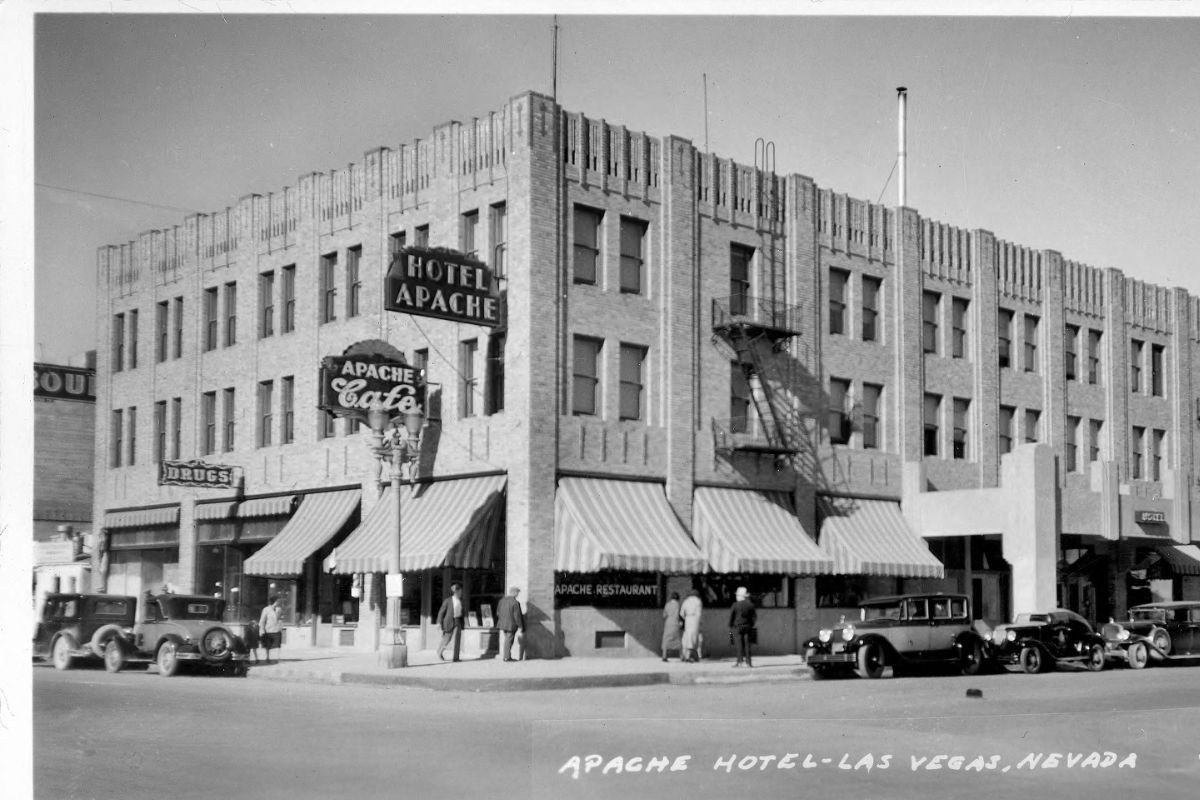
[366,400,424,668]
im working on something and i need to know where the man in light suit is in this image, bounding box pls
[435,582,465,662]
[494,586,525,662]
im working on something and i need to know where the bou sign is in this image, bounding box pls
[320,355,425,420]
[385,247,501,327]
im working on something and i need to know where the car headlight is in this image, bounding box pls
[1117,628,1130,641]
[842,626,855,642]
[818,629,831,643]
[1006,630,1016,642]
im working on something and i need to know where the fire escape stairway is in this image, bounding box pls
[728,324,794,455]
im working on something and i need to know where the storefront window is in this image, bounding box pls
[815,576,901,608]
[692,574,791,608]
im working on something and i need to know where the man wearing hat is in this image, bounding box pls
[495,586,525,662]
[728,586,757,668]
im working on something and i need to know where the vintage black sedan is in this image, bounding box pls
[32,593,138,670]
[104,593,249,677]
[991,609,1107,673]
[1108,601,1200,664]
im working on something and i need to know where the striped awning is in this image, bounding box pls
[195,501,238,521]
[693,487,833,575]
[554,478,707,574]
[242,490,359,576]
[238,495,296,518]
[104,506,180,529]
[1157,544,1200,576]
[818,498,944,579]
[328,476,506,574]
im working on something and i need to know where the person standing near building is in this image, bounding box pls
[680,589,704,663]
[495,586,525,662]
[729,586,756,668]
[435,582,465,662]
[660,591,682,661]
[258,596,283,665]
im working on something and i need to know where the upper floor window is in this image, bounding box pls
[922,291,940,355]
[1130,339,1144,393]
[1151,344,1165,397]
[203,287,218,351]
[861,383,882,450]
[321,253,338,324]
[257,380,274,448]
[414,224,429,248]
[389,231,407,265]
[128,309,139,369]
[1024,409,1041,444]
[861,276,881,342]
[729,244,753,316]
[950,298,968,359]
[281,376,295,444]
[461,210,479,259]
[828,378,851,445]
[1089,419,1103,463]
[490,203,507,277]
[459,339,478,418]
[573,206,602,284]
[1131,425,1145,479]
[1151,429,1166,481]
[171,397,182,459]
[281,266,296,333]
[202,391,217,456]
[222,388,236,452]
[112,313,125,372]
[952,398,970,459]
[619,343,648,421]
[110,409,123,467]
[730,361,751,434]
[1066,415,1081,472]
[1087,330,1102,385]
[619,217,648,294]
[154,401,167,464]
[224,282,237,347]
[127,407,137,466]
[156,301,169,362]
[998,308,1013,369]
[923,393,941,456]
[828,269,849,336]
[346,246,362,319]
[485,333,505,415]
[1023,314,1040,373]
[1064,324,1080,381]
[572,336,602,416]
[172,297,184,358]
[999,405,1015,455]
[259,271,275,338]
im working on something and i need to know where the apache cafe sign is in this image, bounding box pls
[385,247,501,327]
[320,355,426,421]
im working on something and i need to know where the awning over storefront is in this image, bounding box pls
[328,475,506,574]
[818,498,945,579]
[554,478,707,574]
[195,501,238,521]
[238,495,297,518]
[104,506,180,529]
[693,487,833,574]
[242,489,358,576]
[1156,544,1200,576]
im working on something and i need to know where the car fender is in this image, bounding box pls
[850,633,898,662]
[88,624,129,659]
[153,633,188,656]
[51,632,79,654]
[1012,638,1053,661]
[954,630,989,656]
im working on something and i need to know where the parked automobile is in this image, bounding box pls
[32,593,138,670]
[1106,601,1200,664]
[104,593,249,677]
[991,609,1107,673]
[803,593,989,680]
[1099,620,1153,669]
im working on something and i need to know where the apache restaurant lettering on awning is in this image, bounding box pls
[385,247,501,327]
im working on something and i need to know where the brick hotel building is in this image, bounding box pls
[91,90,1200,659]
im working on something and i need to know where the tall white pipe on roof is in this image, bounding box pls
[897,86,908,207]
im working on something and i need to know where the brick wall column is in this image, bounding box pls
[893,207,924,464]
[1041,251,1067,473]
[1104,268,1129,478]
[1169,287,1194,544]
[971,230,1000,487]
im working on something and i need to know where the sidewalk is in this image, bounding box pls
[243,646,812,691]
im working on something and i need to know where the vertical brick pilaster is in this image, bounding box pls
[972,230,999,487]
[893,207,924,464]
[1042,250,1066,470]
[1169,287,1193,543]
[1104,268,1129,476]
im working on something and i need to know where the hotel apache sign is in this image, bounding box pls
[385,246,502,327]
[320,354,426,421]
[160,460,236,488]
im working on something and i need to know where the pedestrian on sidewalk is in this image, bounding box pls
[259,596,284,665]
[680,589,704,663]
[729,586,756,668]
[244,620,261,663]
[660,592,682,661]
[495,586,525,662]
[435,582,465,662]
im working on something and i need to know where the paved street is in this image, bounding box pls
[33,660,1200,800]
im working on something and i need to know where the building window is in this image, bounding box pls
[412,348,434,420]
[730,361,751,433]
[861,276,881,342]
[346,246,362,318]
[1129,339,1143,393]
[861,383,882,450]
[485,333,506,415]
[224,282,237,347]
[203,287,218,351]
[202,391,217,456]
[952,398,970,460]
[998,308,1013,369]
[111,409,123,467]
[1087,330,1102,385]
[1151,344,1165,397]
[156,301,169,362]
[319,410,337,440]
[572,336,602,416]
[281,376,294,444]
[922,291,940,355]
[321,252,337,324]
[112,313,125,372]
[828,378,851,445]
[923,394,941,456]
[1024,409,1041,444]
[999,405,1015,455]
[619,217,648,294]
[1023,315,1040,373]
[258,380,274,448]
[1131,426,1145,479]
[414,224,429,248]
[829,269,849,336]
[127,407,137,466]
[1066,415,1081,472]
[1064,324,1079,381]
[573,206,602,284]
[171,397,181,459]
[259,271,275,338]
[173,297,184,359]
[730,244,753,316]
[619,343,648,421]
[128,309,139,369]
[154,401,167,464]
[490,203,507,277]
[459,339,478,418]
[951,298,969,359]
[389,231,407,265]
[222,388,235,452]
[461,210,479,259]
[281,265,296,333]
[1089,419,1103,463]
[1151,429,1166,481]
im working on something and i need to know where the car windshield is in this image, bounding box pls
[861,602,903,621]
[157,596,225,620]
[1129,608,1166,623]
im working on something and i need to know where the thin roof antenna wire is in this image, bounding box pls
[703,73,709,152]
[552,16,559,101]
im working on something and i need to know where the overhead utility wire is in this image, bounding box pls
[876,158,898,205]
[36,182,202,215]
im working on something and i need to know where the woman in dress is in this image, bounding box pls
[660,592,682,661]
[680,590,704,662]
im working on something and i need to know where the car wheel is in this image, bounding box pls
[157,641,180,677]
[1126,641,1148,670]
[200,626,233,660]
[856,642,885,679]
[103,639,126,673]
[1151,629,1172,655]
[51,636,75,671]
[961,639,985,676]
[1020,646,1043,674]
[1086,643,1106,672]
